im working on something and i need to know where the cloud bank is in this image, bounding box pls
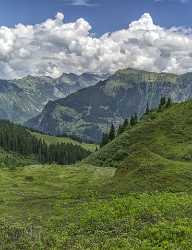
[0,12,192,79]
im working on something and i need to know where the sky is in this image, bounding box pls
[0,0,192,35]
[0,0,192,78]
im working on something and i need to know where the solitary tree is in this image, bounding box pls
[130,114,138,126]
[100,133,109,148]
[166,97,172,108]
[123,118,129,129]
[108,123,116,141]
[160,97,166,106]
[145,102,150,114]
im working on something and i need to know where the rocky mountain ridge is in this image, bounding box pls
[26,68,192,142]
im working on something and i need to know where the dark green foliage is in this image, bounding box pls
[117,118,129,135]
[108,124,116,141]
[158,96,172,111]
[0,120,90,165]
[145,102,150,114]
[166,97,172,108]
[100,124,117,148]
[160,96,166,107]
[100,133,109,148]
[123,118,129,128]
[130,114,138,126]
[117,124,124,136]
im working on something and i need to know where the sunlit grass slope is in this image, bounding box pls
[86,101,192,192]
[31,131,97,152]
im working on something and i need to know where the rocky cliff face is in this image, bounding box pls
[0,73,106,123]
[25,69,192,142]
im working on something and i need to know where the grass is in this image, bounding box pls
[86,101,192,192]
[1,165,192,249]
[0,164,116,221]
[0,148,37,168]
[31,131,97,152]
[2,101,192,248]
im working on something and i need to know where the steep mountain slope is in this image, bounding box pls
[26,68,192,142]
[0,73,105,123]
[86,101,192,192]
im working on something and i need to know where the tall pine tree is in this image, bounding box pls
[108,123,116,141]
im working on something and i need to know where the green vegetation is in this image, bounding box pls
[2,100,192,248]
[100,113,138,147]
[30,131,97,152]
[0,147,37,168]
[1,165,192,249]
[0,120,91,166]
[86,100,192,192]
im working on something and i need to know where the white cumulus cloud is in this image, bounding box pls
[0,12,192,79]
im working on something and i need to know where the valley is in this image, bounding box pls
[1,3,192,249]
[1,100,192,248]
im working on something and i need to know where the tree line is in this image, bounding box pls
[100,96,172,147]
[0,120,90,165]
[28,127,95,144]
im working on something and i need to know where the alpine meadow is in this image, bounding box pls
[1,1,192,249]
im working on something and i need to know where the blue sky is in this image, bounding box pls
[0,0,191,35]
[0,0,192,79]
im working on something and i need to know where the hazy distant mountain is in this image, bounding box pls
[0,73,107,123]
[26,68,192,142]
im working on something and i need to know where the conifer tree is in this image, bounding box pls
[134,114,138,124]
[145,102,150,114]
[160,97,166,106]
[158,96,166,111]
[130,114,138,126]
[123,118,129,129]
[108,123,116,141]
[117,118,129,135]
[130,115,134,126]
[166,97,172,108]
[117,124,124,135]
[100,133,109,148]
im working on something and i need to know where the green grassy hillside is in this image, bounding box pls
[30,131,97,152]
[86,101,192,192]
[3,101,192,248]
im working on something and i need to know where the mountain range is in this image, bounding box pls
[0,73,106,123]
[25,68,192,142]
